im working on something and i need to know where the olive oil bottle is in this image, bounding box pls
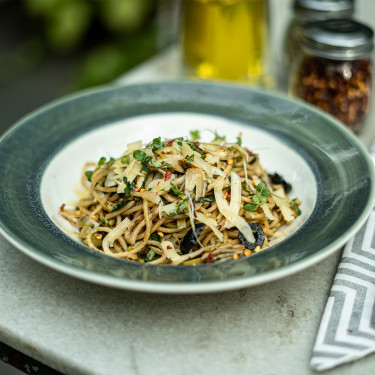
[182,0,270,85]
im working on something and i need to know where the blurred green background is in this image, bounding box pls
[0,0,179,133]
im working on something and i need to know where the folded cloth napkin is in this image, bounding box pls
[310,143,375,371]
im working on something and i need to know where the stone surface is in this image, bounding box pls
[1,234,374,375]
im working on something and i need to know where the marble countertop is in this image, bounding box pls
[1,1,375,374]
[2,230,375,375]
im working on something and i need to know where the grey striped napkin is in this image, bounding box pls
[310,143,375,371]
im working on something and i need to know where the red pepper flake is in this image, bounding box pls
[206,253,215,263]
[167,139,174,146]
[194,141,200,147]
[246,149,253,156]
[217,225,222,230]
[167,245,172,249]
[164,171,172,181]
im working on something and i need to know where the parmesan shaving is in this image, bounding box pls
[272,188,295,224]
[102,217,130,254]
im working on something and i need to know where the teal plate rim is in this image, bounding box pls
[0,81,374,294]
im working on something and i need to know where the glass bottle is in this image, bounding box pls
[281,0,355,90]
[182,0,271,86]
[289,19,373,133]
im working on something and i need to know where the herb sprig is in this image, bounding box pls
[243,182,270,212]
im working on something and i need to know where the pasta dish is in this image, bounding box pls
[60,132,301,265]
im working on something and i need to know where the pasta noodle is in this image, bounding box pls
[60,133,301,265]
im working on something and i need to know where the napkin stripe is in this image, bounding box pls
[310,207,375,371]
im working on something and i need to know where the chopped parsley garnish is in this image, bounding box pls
[160,196,169,204]
[146,248,157,261]
[211,131,226,142]
[186,154,195,163]
[133,150,151,174]
[111,199,130,212]
[150,232,162,242]
[292,198,301,216]
[187,141,206,158]
[196,195,215,203]
[243,182,270,211]
[85,170,94,182]
[123,177,136,197]
[146,137,165,153]
[133,150,147,162]
[98,157,106,165]
[150,159,174,171]
[170,182,183,197]
[243,202,258,212]
[190,130,200,141]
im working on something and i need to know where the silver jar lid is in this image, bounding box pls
[294,0,354,21]
[301,19,374,60]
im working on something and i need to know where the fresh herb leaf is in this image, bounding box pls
[150,159,174,171]
[133,150,147,162]
[150,160,162,168]
[146,137,165,152]
[133,150,151,174]
[111,199,131,212]
[186,154,195,163]
[256,182,265,192]
[252,195,261,203]
[152,137,164,150]
[150,233,162,242]
[146,248,156,261]
[85,170,94,182]
[260,196,268,203]
[243,203,258,212]
[98,157,106,165]
[170,182,183,197]
[236,136,242,146]
[261,188,270,197]
[195,195,215,203]
[188,141,206,158]
[177,198,189,213]
[190,130,200,140]
[212,131,226,142]
[123,177,136,197]
[292,198,301,216]
[121,155,130,164]
[160,162,174,171]
[160,196,169,204]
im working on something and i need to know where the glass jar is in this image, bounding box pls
[280,0,354,90]
[289,19,373,133]
[182,0,271,86]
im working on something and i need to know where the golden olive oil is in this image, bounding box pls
[182,0,270,85]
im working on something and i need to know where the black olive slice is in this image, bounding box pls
[238,223,265,250]
[269,172,292,193]
[180,223,205,254]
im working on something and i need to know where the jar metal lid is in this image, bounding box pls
[301,19,374,60]
[294,0,354,20]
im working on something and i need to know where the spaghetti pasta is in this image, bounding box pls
[60,134,301,265]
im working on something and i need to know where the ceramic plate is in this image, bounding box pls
[0,82,373,293]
